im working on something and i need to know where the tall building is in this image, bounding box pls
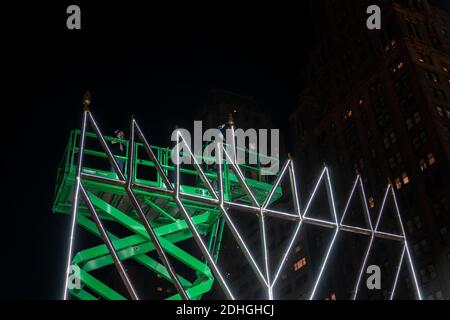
[290,0,450,299]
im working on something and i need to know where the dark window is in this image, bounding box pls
[407,22,422,39]
[418,53,433,65]
[424,70,440,83]
[430,87,447,101]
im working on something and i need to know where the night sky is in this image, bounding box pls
[3,1,449,299]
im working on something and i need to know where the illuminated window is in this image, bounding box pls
[326,292,337,300]
[402,172,410,185]
[419,159,427,171]
[417,53,432,64]
[417,53,433,65]
[391,61,405,73]
[381,28,396,51]
[424,70,440,83]
[368,197,375,209]
[427,152,436,165]
[156,287,163,292]
[395,177,402,190]
[294,257,307,271]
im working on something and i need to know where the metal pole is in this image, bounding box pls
[390,187,422,300]
[127,119,189,300]
[87,112,126,180]
[223,148,259,206]
[134,121,173,191]
[216,143,269,289]
[259,208,271,298]
[135,123,234,299]
[79,183,139,300]
[270,162,304,294]
[262,160,290,209]
[352,184,391,300]
[62,109,87,300]
[178,133,218,201]
[309,168,340,300]
[288,160,302,217]
[171,134,235,299]
[389,244,406,300]
[85,113,189,299]
[79,172,405,242]
[338,175,360,225]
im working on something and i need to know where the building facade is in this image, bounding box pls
[290,0,450,299]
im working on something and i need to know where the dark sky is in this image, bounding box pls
[3,1,449,299]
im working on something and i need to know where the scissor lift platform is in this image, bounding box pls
[53,128,282,300]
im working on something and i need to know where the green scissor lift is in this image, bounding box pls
[53,128,282,300]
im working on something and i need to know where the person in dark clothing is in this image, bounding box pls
[110,129,126,174]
